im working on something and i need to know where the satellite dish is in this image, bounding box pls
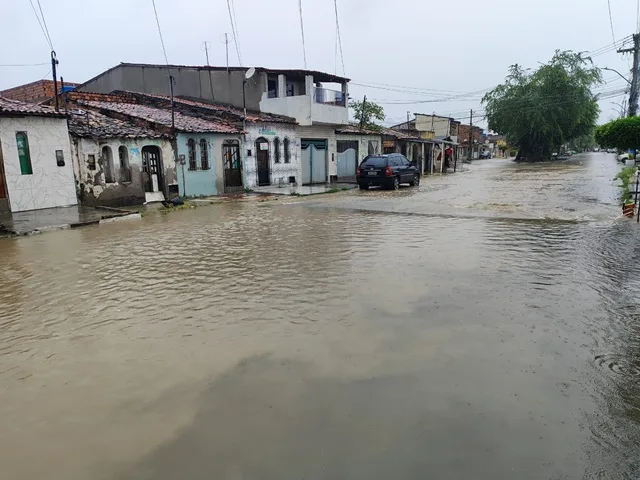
[245,67,256,80]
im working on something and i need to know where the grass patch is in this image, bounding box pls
[160,202,197,213]
[615,165,637,205]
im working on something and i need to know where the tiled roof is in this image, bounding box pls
[335,124,383,135]
[113,91,296,124]
[68,109,168,139]
[77,100,241,134]
[0,96,65,118]
[379,126,417,140]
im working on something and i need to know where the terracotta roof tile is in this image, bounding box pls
[78,100,241,134]
[68,109,168,139]
[114,91,296,124]
[0,96,65,118]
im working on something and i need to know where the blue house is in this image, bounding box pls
[75,98,242,198]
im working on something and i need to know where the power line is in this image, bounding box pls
[150,0,169,65]
[226,0,242,66]
[333,0,345,76]
[607,0,616,44]
[36,0,54,49]
[298,0,307,69]
[28,0,52,50]
[0,62,49,67]
[229,0,243,66]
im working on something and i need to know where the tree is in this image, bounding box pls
[595,117,640,150]
[483,51,601,161]
[349,99,385,130]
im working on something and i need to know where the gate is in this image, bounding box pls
[301,139,327,184]
[223,140,243,193]
[337,140,358,183]
[256,138,270,186]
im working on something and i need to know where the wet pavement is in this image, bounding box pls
[0,205,133,235]
[1,153,640,480]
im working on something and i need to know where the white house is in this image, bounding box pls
[0,97,77,212]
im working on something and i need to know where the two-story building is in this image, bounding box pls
[75,63,351,184]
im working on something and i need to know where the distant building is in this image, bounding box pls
[0,97,77,212]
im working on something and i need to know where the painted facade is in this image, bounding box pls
[243,123,300,188]
[0,114,77,212]
[297,124,338,183]
[175,132,241,197]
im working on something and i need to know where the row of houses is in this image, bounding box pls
[0,63,489,214]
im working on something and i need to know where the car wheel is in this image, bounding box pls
[410,174,420,187]
[392,177,400,190]
[359,184,369,190]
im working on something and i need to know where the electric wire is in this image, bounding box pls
[298,0,307,69]
[334,0,345,76]
[28,0,52,50]
[151,0,169,65]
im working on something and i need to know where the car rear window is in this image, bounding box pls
[361,157,387,168]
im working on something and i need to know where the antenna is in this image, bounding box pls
[220,33,232,72]
[201,41,215,101]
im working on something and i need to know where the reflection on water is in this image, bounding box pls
[1,154,640,479]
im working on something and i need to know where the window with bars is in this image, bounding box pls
[187,138,197,170]
[274,137,281,163]
[200,139,210,170]
[283,138,291,163]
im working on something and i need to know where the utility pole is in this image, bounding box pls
[359,95,367,130]
[202,41,215,101]
[467,109,473,162]
[406,111,410,131]
[618,34,640,117]
[51,51,59,112]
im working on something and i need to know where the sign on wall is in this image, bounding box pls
[259,142,269,150]
[259,128,276,136]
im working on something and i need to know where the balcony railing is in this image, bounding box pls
[313,87,346,107]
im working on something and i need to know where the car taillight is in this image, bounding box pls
[384,166,393,176]
[356,168,361,176]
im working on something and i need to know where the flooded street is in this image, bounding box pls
[2,153,640,479]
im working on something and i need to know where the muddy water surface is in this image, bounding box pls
[2,154,640,479]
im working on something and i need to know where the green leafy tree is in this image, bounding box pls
[483,51,601,161]
[595,117,640,150]
[349,99,385,130]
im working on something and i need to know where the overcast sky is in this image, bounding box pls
[2,0,640,127]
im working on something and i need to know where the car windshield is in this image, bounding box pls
[361,157,387,168]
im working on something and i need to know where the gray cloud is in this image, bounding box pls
[2,0,639,126]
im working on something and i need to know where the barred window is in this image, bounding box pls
[188,138,197,170]
[274,137,281,163]
[283,138,291,163]
[200,139,209,170]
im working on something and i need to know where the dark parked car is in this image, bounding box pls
[356,154,420,190]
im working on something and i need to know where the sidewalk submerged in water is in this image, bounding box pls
[0,205,141,236]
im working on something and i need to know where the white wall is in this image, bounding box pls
[260,95,312,126]
[0,116,77,212]
[244,123,300,188]
[260,95,349,127]
[415,115,451,137]
[336,134,383,164]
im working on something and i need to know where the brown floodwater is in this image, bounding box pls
[1,154,639,479]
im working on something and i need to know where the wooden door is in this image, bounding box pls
[256,140,270,186]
